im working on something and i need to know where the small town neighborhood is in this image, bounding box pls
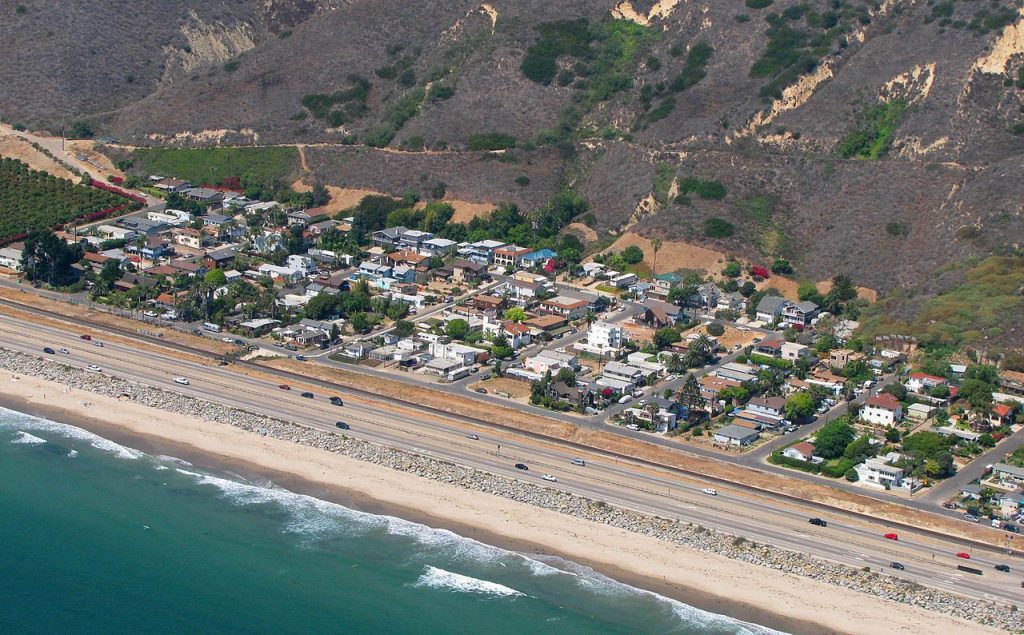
[2,171,1023,528]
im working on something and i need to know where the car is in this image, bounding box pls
[956,552,971,559]
[571,458,586,466]
[80,334,92,340]
[1005,524,1019,533]
[144,310,158,318]
[285,344,298,351]
[173,377,190,385]
[42,347,55,354]
[890,562,905,571]
[541,474,557,482]
[86,364,102,372]
[234,339,245,346]
[222,337,234,343]
[301,392,314,399]
[514,463,529,471]
[626,423,640,431]
[664,374,677,382]
[479,373,491,380]
[335,421,350,430]
[965,514,981,523]
[93,341,103,347]
[466,434,480,440]
[295,355,307,362]
[884,533,898,541]
[752,337,762,343]
[279,384,291,391]
[329,396,344,406]
[996,564,1011,572]
[218,360,230,366]
[57,348,69,354]
[475,388,487,394]
[701,488,718,496]
[273,342,284,347]
[808,518,827,527]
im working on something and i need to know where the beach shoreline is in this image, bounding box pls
[0,371,1005,634]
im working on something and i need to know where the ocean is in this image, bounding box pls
[0,406,781,634]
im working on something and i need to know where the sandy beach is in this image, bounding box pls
[0,372,1003,635]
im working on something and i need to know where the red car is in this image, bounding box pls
[278,384,291,391]
[956,552,970,559]
[884,533,898,541]
[80,334,92,340]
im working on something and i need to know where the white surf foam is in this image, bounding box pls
[11,431,46,445]
[414,565,524,598]
[67,449,78,457]
[0,406,142,460]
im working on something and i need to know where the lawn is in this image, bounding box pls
[130,146,300,187]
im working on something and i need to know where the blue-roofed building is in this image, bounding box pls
[521,248,558,268]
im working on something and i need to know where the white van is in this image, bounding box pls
[202,322,221,333]
[618,395,633,405]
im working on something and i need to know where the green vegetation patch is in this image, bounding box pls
[703,217,735,238]
[669,42,713,92]
[521,19,597,85]
[467,133,517,151]
[858,255,1024,348]
[131,146,300,187]
[301,75,371,127]
[0,158,132,242]
[679,176,726,200]
[837,100,907,159]
[365,86,426,147]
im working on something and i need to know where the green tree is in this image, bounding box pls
[739,281,757,297]
[555,367,577,387]
[393,319,415,338]
[349,312,370,333]
[843,434,873,462]
[959,378,994,409]
[445,318,470,340]
[622,245,644,264]
[490,333,514,359]
[503,307,527,322]
[884,426,901,443]
[815,417,856,459]
[881,382,907,401]
[653,327,681,349]
[722,262,741,277]
[784,392,816,421]
[304,292,339,320]
[706,322,725,337]
[677,374,704,418]
[797,281,819,302]
[560,247,582,265]
[21,230,83,286]
[770,259,793,275]
[204,269,227,286]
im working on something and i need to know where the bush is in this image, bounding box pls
[621,245,644,264]
[679,177,726,200]
[821,457,855,478]
[706,322,725,337]
[467,133,517,151]
[769,452,821,473]
[704,217,735,238]
[722,262,741,277]
[669,42,713,93]
[770,259,793,275]
[745,0,773,8]
[838,101,907,160]
[845,468,859,482]
[514,175,531,186]
[521,19,594,85]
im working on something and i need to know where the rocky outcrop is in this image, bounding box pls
[2,347,1021,631]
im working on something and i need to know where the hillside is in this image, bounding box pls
[3,0,1024,342]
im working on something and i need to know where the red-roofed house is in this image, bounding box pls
[752,339,783,357]
[860,393,903,426]
[783,441,819,463]
[82,252,111,272]
[906,372,948,394]
[990,404,1016,427]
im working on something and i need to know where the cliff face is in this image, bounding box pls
[4,0,1024,292]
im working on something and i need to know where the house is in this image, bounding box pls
[649,272,680,298]
[492,245,533,270]
[371,226,407,248]
[781,341,810,361]
[716,291,747,313]
[906,372,948,394]
[397,229,433,251]
[203,213,231,227]
[174,228,212,250]
[540,296,590,321]
[308,219,338,237]
[95,225,137,241]
[419,237,457,257]
[441,259,487,283]
[576,321,625,356]
[627,352,664,373]
[147,210,191,226]
[82,251,112,272]
[0,246,23,271]
[286,210,314,226]
[860,393,903,426]
[695,282,720,310]
[429,341,485,367]
[511,271,550,286]
[716,362,759,384]
[202,248,236,270]
[153,177,191,193]
[755,296,791,324]
[961,483,982,500]
[546,381,593,409]
[342,341,374,359]
[386,249,429,269]
[855,458,905,487]
[626,396,683,431]
[610,272,638,289]
[525,353,571,375]
[521,248,557,269]
[637,299,683,328]
[275,319,334,347]
[781,301,820,329]
[522,314,567,333]
[257,263,304,284]
[989,403,1015,427]
[581,262,606,279]
[994,463,1024,484]
[747,396,786,418]
[829,349,866,368]
[185,187,224,204]
[423,357,464,377]
[391,265,416,283]
[906,402,937,421]
[602,361,646,384]
[459,239,507,264]
[999,370,1024,398]
[237,318,281,336]
[472,294,506,312]
[783,442,819,463]
[752,339,783,357]
[357,262,392,280]
[286,255,316,276]
[714,424,760,447]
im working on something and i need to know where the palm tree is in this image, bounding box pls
[650,238,662,274]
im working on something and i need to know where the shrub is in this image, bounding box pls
[223,59,240,73]
[679,177,726,200]
[745,0,773,8]
[722,262,741,277]
[514,175,531,186]
[669,42,713,93]
[427,84,455,102]
[770,259,793,274]
[838,101,907,160]
[622,245,644,264]
[706,322,725,336]
[703,217,734,238]
[521,19,595,85]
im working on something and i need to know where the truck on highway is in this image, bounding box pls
[957,564,983,575]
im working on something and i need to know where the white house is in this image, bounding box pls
[782,441,819,463]
[859,393,902,426]
[755,296,791,323]
[525,353,567,375]
[0,246,23,271]
[286,255,317,276]
[780,341,810,361]
[855,458,904,487]
[429,341,483,367]
[577,321,625,356]
[257,263,304,284]
[714,424,760,447]
[603,361,645,384]
[906,373,948,394]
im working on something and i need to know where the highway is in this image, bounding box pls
[2,313,1023,607]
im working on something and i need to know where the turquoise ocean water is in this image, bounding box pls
[0,406,781,634]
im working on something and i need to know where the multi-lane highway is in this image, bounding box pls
[1,312,1022,606]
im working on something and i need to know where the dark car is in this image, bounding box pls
[335,421,350,430]
[279,384,291,391]
[890,562,905,571]
[329,396,344,406]
[515,463,529,471]
[808,518,828,527]
[301,392,314,399]
[996,564,1011,572]
[80,334,92,340]
[42,347,55,354]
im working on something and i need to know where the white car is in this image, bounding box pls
[57,348,69,354]
[664,374,677,382]
[701,488,718,496]
[174,377,190,385]
[144,310,158,318]
[86,364,102,372]
[541,474,557,482]
[222,337,234,344]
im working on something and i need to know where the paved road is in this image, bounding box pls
[3,313,1023,606]
[921,427,1024,504]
